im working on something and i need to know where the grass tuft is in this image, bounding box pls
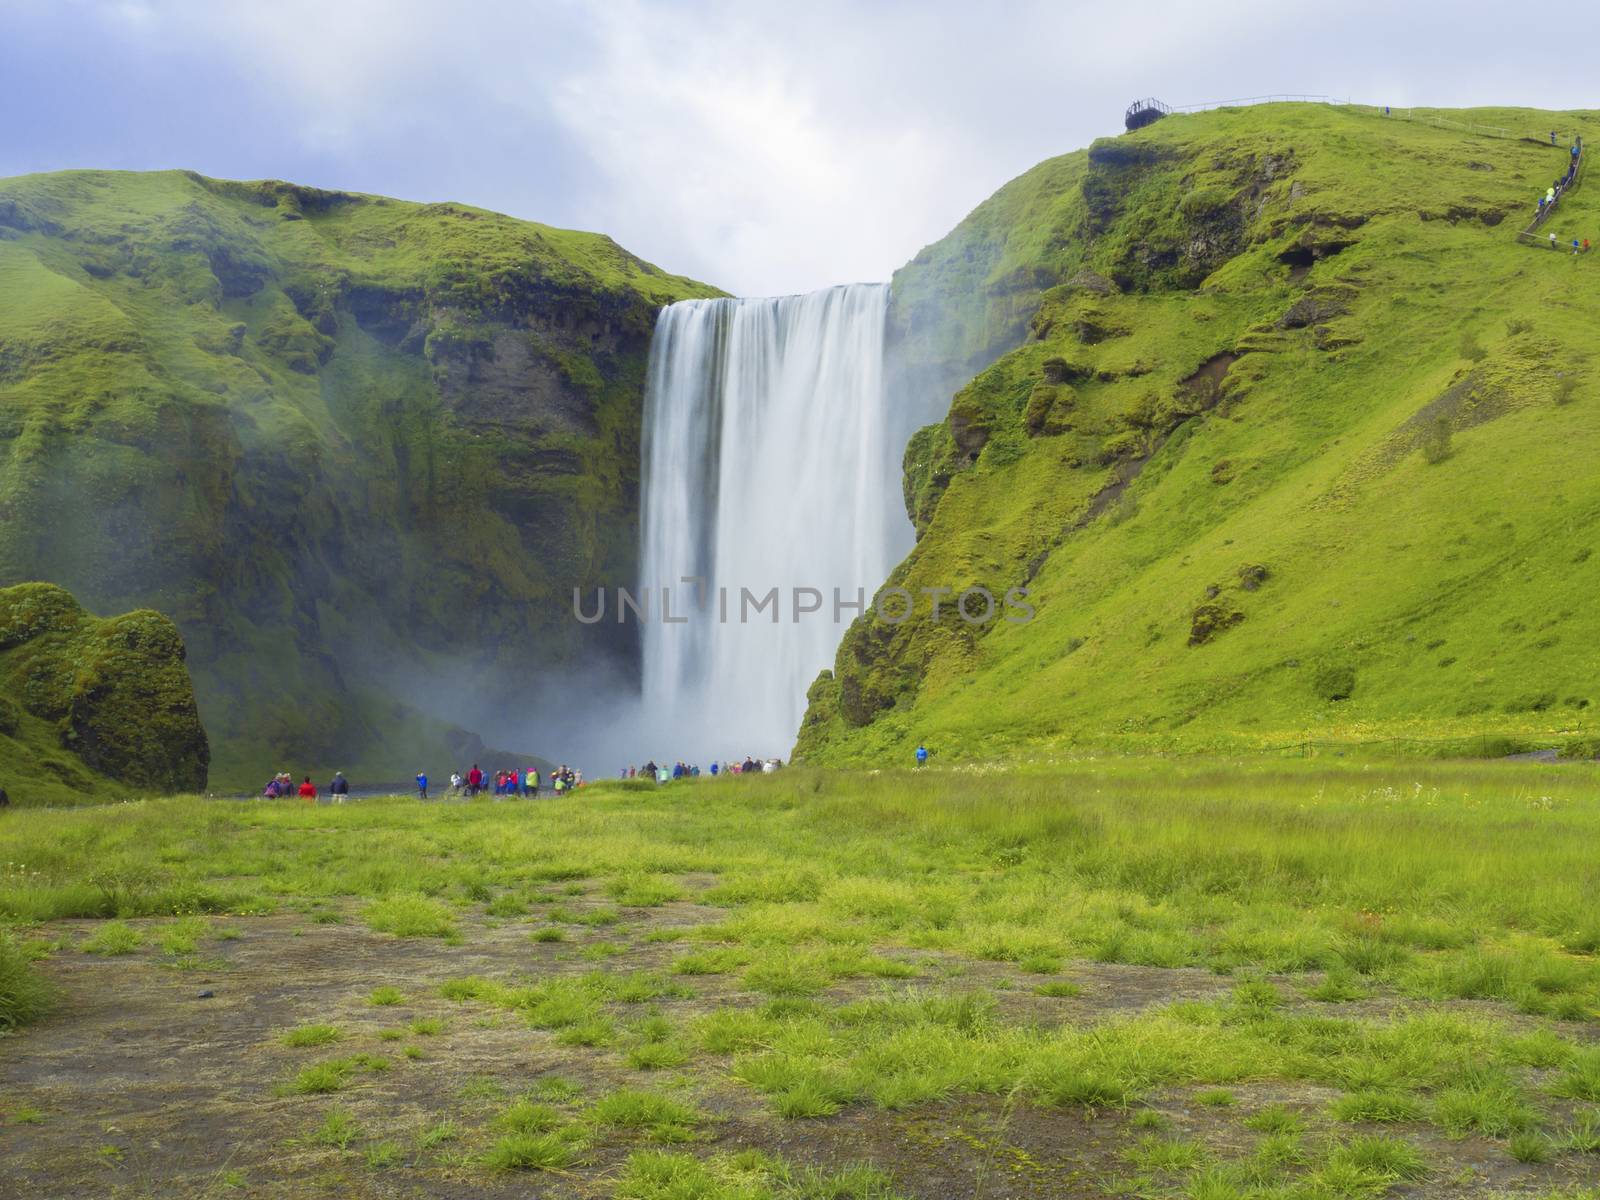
[1243,1105,1304,1135]
[0,931,55,1030]
[281,1024,342,1048]
[1551,1048,1600,1102]
[589,1089,704,1141]
[313,1107,361,1149]
[1330,1090,1424,1123]
[80,921,142,956]
[363,894,456,938]
[495,1100,563,1136]
[284,1061,352,1095]
[1035,980,1083,998]
[1329,1134,1429,1181]
[483,1131,578,1171]
[1507,1131,1552,1163]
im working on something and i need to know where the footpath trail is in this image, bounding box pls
[1517,137,1586,246]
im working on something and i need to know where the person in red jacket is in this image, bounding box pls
[467,764,484,796]
[297,775,317,803]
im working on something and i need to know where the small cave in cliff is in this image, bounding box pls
[1277,239,1354,283]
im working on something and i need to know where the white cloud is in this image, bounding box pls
[548,2,970,293]
[9,0,1600,294]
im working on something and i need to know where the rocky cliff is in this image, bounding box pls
[0,170,720,784]
[801,104,1600,761]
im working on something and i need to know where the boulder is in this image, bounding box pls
[0,583,209,793]
[1189,602,1244,646]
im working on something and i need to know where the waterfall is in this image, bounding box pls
[638,283,904,758]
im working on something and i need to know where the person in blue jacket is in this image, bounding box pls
[415,770,428,801]
[915,744,929,768]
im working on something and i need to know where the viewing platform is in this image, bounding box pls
[1125,98,1172,130]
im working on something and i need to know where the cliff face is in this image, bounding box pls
[0,582,208,803]
[0,170,720,783]
[801,104,1600,761]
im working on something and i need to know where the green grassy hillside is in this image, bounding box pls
[801,103,1600,763]
[0,582,207,804]
[0,170,719,785]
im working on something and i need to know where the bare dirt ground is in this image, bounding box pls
[1,888,1594,1199]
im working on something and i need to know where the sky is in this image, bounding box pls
[5,0,1597,296]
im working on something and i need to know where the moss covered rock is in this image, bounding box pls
[0,582,208,799]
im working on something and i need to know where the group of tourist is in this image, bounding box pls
[257,764,577,802]
[260,770,349,802]
[1534,136,1585,253]
[440,764,580,798]
[624,757,782,781]
[251,742,948,804]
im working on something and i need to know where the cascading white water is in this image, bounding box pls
[638,283,905,758]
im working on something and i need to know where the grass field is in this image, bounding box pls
[2,761,1598,1198]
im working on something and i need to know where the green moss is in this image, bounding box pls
[0,582,207,802]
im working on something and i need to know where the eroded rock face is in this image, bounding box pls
[1188,602,1244,647]
[0,583,209,792]
[948,398,991,460]
[1277,286,1357,329]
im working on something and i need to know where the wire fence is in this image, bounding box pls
[1145,94,1567,145]
[1171,94,1346,113]
[1350,106,1521,140]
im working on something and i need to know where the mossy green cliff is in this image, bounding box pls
[0,170,719,784]
[0,582,207,803]
[802,103,1600,761]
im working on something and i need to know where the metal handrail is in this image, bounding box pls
[1516,140,1585,244]
[1125,98,1172,120]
